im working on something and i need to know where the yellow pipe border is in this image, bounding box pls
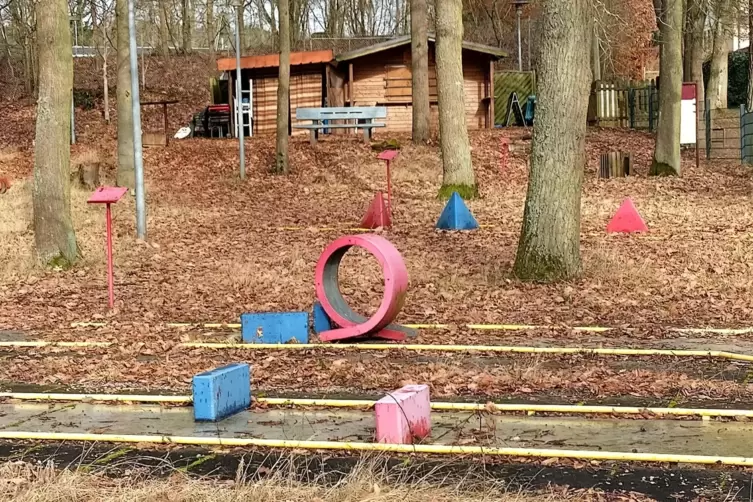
[0,431,750,466]
[5,339,753,363]
[70,321,753,335]
[2,393,752,419]
[0,341,112,348]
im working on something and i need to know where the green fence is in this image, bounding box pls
[494,71,535,126]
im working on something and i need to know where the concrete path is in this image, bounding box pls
[1,402,752,457]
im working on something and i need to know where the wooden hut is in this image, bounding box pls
[333,36,506,132]
[217,50,333,137]
[216,37,506,137]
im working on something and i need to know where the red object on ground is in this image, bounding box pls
[0,177,10,194]
[361,192,392,229]
[500,137,509,174]
[606,198,648,234]
[377,150,399,218]
[314,234,415,342]
[87,186,129,309]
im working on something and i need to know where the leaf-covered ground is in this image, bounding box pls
[2,101,753,407]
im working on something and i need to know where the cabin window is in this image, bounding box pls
[384,64,437,102]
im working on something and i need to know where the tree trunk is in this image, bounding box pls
[591,25,601,82]
[650,0,683,176]
[207,0,215,72]
[182,0,192,54]
[512,0,591,283]
[116,0,135,188]
[102,23,110,123]
[410,0,430,143]
[435,0,475,198]
[687,0,705,102]
[274,0,291,174]
[159,0,170,57]
[33,0,79,266]
[748,0,753,108]
[707,1,731,110]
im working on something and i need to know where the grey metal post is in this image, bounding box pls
[235,4,245,180]
[516,6,522,72]
[128,0,146,239]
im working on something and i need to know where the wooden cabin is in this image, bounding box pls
[216,37,506,137]
[217,50,333,137]
[333,36,505,132]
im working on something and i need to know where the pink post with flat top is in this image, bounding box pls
[87,186,128,309]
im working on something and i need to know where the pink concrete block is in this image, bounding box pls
[375,384,431,444]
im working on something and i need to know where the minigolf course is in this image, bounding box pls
[314,234,416,342]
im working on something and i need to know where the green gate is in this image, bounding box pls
[494,71,536,126]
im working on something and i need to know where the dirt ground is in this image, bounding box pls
[1,95,753,403]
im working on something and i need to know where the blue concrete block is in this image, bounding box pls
[193,363,251,422]
[313,302,332,334]
[241,312,309,344]
[436,192,479,231]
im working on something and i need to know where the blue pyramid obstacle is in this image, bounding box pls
[436,192,479,230]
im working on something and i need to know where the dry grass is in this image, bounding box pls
[0,459,595,502]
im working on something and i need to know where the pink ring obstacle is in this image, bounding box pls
[314,234,416,342]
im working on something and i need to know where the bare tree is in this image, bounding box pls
[436,0,476,198]
[182,0,193,53]
[707,0,732,109]
[275,0,291,174]
[207,0,215,69]
[411,0,430,143]
[685,0,706,102]
[33,0,79,266]
[159,0,170,56]
[513,0,592,282]
[116,0,134,188]
[650,0,682,176]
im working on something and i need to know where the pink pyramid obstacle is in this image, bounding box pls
[361,192,391,229]
[606,198,648,234]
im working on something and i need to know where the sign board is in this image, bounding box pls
[680,83,697,145]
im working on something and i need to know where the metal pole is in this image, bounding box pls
[516,6,522,72]
[106,203,114,309]
[128,0,146,239]
[235,5,245,180]
[527,16,531,71]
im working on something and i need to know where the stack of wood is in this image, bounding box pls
[599,151,632,178]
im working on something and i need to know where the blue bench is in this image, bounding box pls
[294,106,387,145]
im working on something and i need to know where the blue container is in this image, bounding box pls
[241,312,309,344]
[193,363,251,422]
[312,302,332,334]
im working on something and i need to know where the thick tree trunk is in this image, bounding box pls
[116,0,135,188]
[33,0,79,266]
[749,0,753,108]
[650,0,683,176]
[707,1,731,110]
[410,0,430,143]
[435,0,475,198]
[159,0,170,57]
[513,0,591,282]
[182,0,192,54]
[274,0,290,174]
[207,0,215,72]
